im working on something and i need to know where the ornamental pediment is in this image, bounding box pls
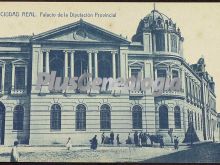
[32,19,130,44]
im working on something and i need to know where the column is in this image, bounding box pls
[64,50,68,77]
[46,50,50,73]
[39,50,44,73]
[32,44,41,88]
[94,51,98,78]
[119,47,128,79]
[87,51,92,81]
[70,51,75,77]
[111,51,116,79]
[181,67,185,92]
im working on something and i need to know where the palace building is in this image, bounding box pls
[0,9,219,145]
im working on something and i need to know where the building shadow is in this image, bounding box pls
[140,143,220,163]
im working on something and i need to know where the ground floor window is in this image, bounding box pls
[159,105,168,129]
[100,104,111,130]
[50,104,61,130]
[76,104,86,131]
[132,105,142,129]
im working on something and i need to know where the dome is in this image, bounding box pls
[132,10,182,42]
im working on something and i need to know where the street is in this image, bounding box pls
[0,142,219,162]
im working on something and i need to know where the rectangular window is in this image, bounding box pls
[155,32,165,51]
[15,67,25,90]
[172,70,179,78]
[131,68,141,79]
[171,34,177,53]
[157,69,167,78]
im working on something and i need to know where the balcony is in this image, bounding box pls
[129,90,144,97]
[157,89,185,98]
[11,88,27,96]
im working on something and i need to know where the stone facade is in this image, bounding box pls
[0,10,219,145]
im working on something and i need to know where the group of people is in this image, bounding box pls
[133,131,150,146]
[10,133,180,162]
[101,132,121,146]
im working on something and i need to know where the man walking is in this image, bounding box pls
[116,134,121,146]
[110,131,114,145]
[101,132,105,144]
[174,136,179,150]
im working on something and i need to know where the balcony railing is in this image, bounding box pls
[158,88,185,98]
[11,87,27,95]
[129,90,144,97]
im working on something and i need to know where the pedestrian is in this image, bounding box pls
[175,137,179,150]
[160,136,164,148]
[66,137,72,150]
[90,135,98,150]
[116,134,121,146]
[134,131,139,146]
[10,141,20,162]
[110,131,114,145]
[126,133,132,144]
[174,136,179,150]
[144,132,148,146]
[101,132,105,144]
[139,131,143,147]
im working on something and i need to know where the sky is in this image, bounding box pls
[0,2,219,112]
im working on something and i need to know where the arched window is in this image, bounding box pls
[174,106,181,129]
[50,104,61,130]
[159,105,168,129]
[100,104,111,130]
[76,104,86,131]
[132,105,142,129]
[13,105,24,131]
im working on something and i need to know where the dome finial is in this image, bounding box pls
[153,2,156,11]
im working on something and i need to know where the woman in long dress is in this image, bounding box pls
[10,141,20,162]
